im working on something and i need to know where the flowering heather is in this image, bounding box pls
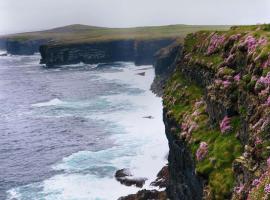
[234,74,241,82]
[244,36,257,54]
[252,179,260,187]
[235,184,244,194]
[264,184,270,194]
[257,72,270,87]
[220,116,231,134]
[258,37,268,46]
[207,34,225,55]
[196,142,208,161]
[267,157,270,167]
[222,80,231,88]
[266,96,270,106]
[255,137,262,145]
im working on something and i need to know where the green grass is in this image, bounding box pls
[1,24,230,46]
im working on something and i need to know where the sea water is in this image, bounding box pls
[0,54,168,200]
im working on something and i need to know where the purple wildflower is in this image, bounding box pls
[196,142,208,161]
[220,116,231,134]
[264,184,270,194]
[255,137,262,145]
[257,72,270,87]
[252,179,260,187]
[266,96,270,106]
[234,74,241,82]
[235,184,244,194]
[222,80,231,88]
[258,37,267,46]
[244,36,257,54]
[207,34,225,55]
[267,157,270,167]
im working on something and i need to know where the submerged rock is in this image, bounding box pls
[136,72,146,76]
[115,169,147,188]
[143,115,154,119]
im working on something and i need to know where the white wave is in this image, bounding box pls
[7,63,168,200]
[32,98,64,107]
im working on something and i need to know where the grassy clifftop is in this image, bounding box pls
[164,24,270,199]
[1,24,230,45]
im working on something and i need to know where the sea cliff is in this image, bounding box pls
[6,39,48,55]
[162,24,270,199]
[39,38,174,66]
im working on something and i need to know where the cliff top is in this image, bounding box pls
[1,24,230,46]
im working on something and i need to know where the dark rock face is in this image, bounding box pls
[151,42,182,96]
[39,39,174,67]
[150,165,169,188]
[163,109,203,200]
[6,39,48,55]
[115,169,147,188]
[118,189,167,200]
[0,38,6,50]
[134,39,175,66]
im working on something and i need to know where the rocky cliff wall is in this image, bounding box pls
[6,39,48,55]
[162,24,270,200]
[151,41,182,96]
[39,38,174,67]
[0,38,6,50]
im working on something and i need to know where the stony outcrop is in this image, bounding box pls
[39,38,174,67]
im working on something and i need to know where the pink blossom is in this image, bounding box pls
[267,157,270,167]
[234,74,241,82]
[259,87,269,97]
[222,80,231,88]
[258,37,267,46]
[257,72,270,87]
[235,184,244,194]
[196,142,208,161]
[207,34,225,55]
[266,96,270,106]
[264,184,270,194]
[255,137,262,145]
[181,123,188,131]
[252,179,260,187]
[244,36,257,54]
[220,116,231,134]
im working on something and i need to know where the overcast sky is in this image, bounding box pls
[0,0,270,34]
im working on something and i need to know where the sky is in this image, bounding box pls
[0,0,270,34]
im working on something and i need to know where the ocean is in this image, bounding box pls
[0,53,168,200]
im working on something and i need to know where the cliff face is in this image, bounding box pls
[162,24,270,200]
[40,38,174,66]
[6,39,48,55]
[151,41,182,96]
[0,38,6,50]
